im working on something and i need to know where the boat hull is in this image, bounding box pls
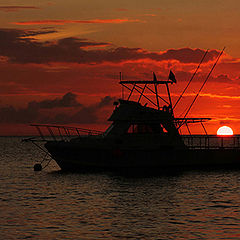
[45,141,240,171]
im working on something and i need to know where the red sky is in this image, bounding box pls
[1,0,240,135]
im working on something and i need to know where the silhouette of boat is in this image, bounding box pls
[24,49,240,171]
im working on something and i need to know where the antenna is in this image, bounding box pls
[173,49,209,110]
[120,72,125,99]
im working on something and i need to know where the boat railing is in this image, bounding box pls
[29,124,104,142]
[182,135,240,149]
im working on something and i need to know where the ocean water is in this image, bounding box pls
[1,137,240,239]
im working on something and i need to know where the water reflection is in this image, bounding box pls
[1,137,240,239]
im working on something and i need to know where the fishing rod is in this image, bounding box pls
[173,49,209,110]
[180,47,225,126]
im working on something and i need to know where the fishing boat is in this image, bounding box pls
[24,49,240,171]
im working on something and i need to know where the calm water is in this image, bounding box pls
[1,137,240,239]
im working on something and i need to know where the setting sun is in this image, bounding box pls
[217,126,234,136]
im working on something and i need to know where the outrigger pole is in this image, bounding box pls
[173,49,209,110]
[153,72,160,110]
[179,47,225,127]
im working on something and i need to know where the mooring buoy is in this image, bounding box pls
[34,163,42,171]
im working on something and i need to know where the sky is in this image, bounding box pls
[1,0,240,135]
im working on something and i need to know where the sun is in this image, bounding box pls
[217,126,233,136]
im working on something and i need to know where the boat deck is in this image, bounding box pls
[182,135,240,149]
[27,124,240,150]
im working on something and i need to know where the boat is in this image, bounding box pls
[24,49,240,172]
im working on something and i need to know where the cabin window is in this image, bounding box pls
[160,124,168,133]
[127,124,153,134]
[127,123,168,134]
[127,125,134,134]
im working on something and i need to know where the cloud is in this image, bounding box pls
[210,74,233,83]
[0,28,220,65]
[28,92,82,110]
[0,92,81,123]
[65,96,116,124]
[115,8,128,11]
[0,28,56,41]
[0,6,39,12]
[143,14,157,17]
[0,93,116,124]
[175,71,234,83]
[220,120,231,125]
[57,37,111,49]
[199,93,240,100]
[159,48,219,64]
[12,18,141,25]
[0,29,113,64]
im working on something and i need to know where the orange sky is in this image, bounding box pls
[1,0,240,135]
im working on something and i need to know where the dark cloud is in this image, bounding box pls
[97,96,115,107]
[27,92,82,110]
[173,71,233,83]
[159,48,219,63]
[219,120,230,125]
[0,93,116,124]
[0,92,80,123]
[0,6,39,12]
[0,28,220,64]
[13,18,140,25]
[210,74,233,83]
[0,105,38,123]
[57,37,110,48]
[54,96,117,124]
[115,8,128,11]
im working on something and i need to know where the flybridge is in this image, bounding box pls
[119,47,225,134]
[120,72,176,112]
[119,72,210,135]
